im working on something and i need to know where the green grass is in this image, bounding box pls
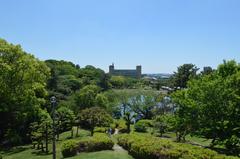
[0,128,133,159]
[158,132,212,147]
[1,127,91,159]
[69,150,133,159]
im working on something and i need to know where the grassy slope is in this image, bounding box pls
[70,150,133,159]
[1,128,133,159]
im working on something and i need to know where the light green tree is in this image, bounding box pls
[0,39,50,145]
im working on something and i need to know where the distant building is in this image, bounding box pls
[109,63,142,78]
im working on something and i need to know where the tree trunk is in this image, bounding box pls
[210,138,216,148]
[71,127,74,138]
[91,128,94,136]
[76,126,79,137]
[41,143,44,152]
[127,123,130,133]
[45,124,48,153]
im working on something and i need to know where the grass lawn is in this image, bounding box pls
[1,128,90,159]
[0,128,133,159]
[70,150,133,159]
[162,132,212,147]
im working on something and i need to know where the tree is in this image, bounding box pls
[124,112,136,133]
[171,64,199,89]
[0,39,50,145]
[171,90,195,142]
[110,76,126,88]
[95,94,109,108]
[172,60,240,151]
[154,114,175,137]
[29,109,52,153]
[45,60,81,100]
[56,107,76,138]
[75,85,100,109]
[78,65,106,87]
[79,107,113,136]
[201,66,213,75]
[130,92,159,119]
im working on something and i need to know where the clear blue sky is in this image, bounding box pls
[1,0,240,73]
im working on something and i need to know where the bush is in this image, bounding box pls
[93,127,107,133]
[61,133,114,158]
[61,140,78,158]
[134,120,153,132]
[79,133,114,152]
[134,121,147,132]
[115,119,128,133]
[117,133,239,159]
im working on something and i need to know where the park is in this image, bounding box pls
[1,1,240,158]
[0,38,240,158]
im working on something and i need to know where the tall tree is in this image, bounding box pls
[171,64,199,89]
[172,60,240,151]
[0,39,50,145]
[130,92,159,119]
[79,107,113,136]
[75,85,100,109]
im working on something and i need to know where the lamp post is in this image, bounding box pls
[50,96,57,159]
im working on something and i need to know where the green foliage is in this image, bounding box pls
[117,133,238,159]
[110,76,141,89]
[134,121,147,132]
[45,60,79,77]
[134,120,153,132]
[110,76,127,89]
[56,107,75,133]
[29,109,52,148]
[79,107,113,135]
[61,133,114,158]
[154,114,175,136]
[124,112,136,133]
[171,63,199,88]
[75,85,100,109]
[78,133,114,152]
[114,119,128,133]
[0,39,50,145]
[171,60,240,151]
[61,139,79,158]
[130,91,159,119]
[93,127,107,133]
[78,65,106,87]
[95,93,109,108]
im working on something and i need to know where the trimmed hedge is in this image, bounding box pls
[93,127,107,133]
[135,120,153,132]
[61,140,78,157]
[115,119,128,133]
[78,133,114,152]
[117,133,239,159]
[61,133,114,158]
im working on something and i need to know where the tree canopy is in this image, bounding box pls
[0,39,50,145]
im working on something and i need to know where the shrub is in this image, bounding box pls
[134,121,147,132]
[134,120,153,132]
[93,127,107,133]
[61,140,78,158]
[115,119,128,133]
[78,133,114,152]
[154,114,175,137]
[117,133,239,159]
[61,133,114,158]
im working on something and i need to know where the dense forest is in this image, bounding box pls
[1,39,240,158]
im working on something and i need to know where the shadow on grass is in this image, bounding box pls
[31,150,52,156]
[1,146,29,155]
[208,147,240,157]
